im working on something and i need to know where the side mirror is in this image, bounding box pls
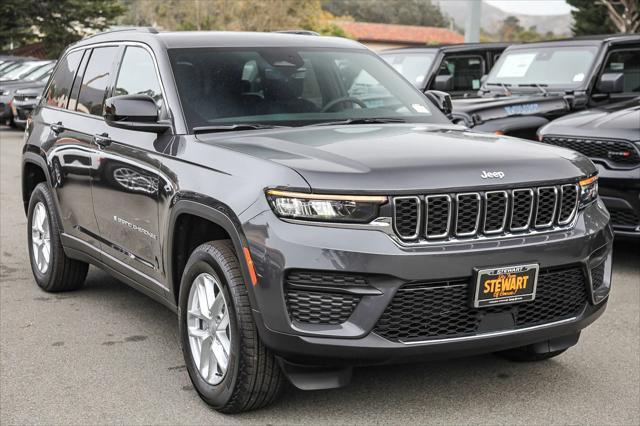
[480,74,488,85]
[425,90,453,118]
[104,94,170,133]
[433,74,454,92]
[597,72,624,94]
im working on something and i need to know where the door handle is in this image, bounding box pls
[50,122,65,134]
[93,133,112,149]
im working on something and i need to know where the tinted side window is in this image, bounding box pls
[45,50,83,109]
[76,46,119,116]
[114,46,163,106]
[438,55,485,91]
[603,49,640,93]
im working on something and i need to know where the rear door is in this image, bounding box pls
[40,49,104,251]
[90,45,169,291]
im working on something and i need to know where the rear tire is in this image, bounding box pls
[179,240,284,414]
[27,182,88,292]
[496,347,567,362]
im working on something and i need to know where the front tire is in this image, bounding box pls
[179,241,284,413]
[27,182,88,292]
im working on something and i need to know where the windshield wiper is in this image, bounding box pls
[485,82,512,96]
[517,83,549,96]
[308,117,406,127]
[193,124,286,134]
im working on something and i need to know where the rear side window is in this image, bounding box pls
[76,46,119,116]
[602,49,640,92]
[45,51,83,109]
[114,46,163,106]
[438,55,485,92]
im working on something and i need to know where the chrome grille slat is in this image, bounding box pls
[425,195,451,239]
[510,188,534,231]
[558,184,579,225]
[455,193,481,237]
[392,196,421,240]
[392,183,578,243]
[483,191,508,234]
[534,186,558,229]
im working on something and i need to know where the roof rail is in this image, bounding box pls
[84,26,158,40]
[273,30,320,36]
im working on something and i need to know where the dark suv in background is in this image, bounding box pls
[538,98,640,237]
[452,35,640,139]
[381,43,509,98]
[22,29,612,413]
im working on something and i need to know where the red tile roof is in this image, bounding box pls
[337,21,464,45]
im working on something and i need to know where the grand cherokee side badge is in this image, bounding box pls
[481,170,505,179]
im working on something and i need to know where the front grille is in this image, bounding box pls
[541,136,640,165]
[609,207,640,228]
[374,267,588,342]
[392,183,578,242]
[285,290,359,325]
[284,270,366,325]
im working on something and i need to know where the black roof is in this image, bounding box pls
[381,42,512,55]
[504,33,640,50]
[72,28,364,50]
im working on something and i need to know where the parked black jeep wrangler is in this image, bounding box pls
[452,35,640,140]
[381,43,509,98]
[22,29,612,413]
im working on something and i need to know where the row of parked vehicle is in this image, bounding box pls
[0,55,56,129]
[3,34,638,237]
[382,34,639,238]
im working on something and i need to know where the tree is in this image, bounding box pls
[0,0,124,58]
[567,0,618,35]
[120,0,344,35]
[323,0,450,27]
[599,0,639,33]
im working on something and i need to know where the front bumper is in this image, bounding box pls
[243,199,613,365]
[596,162,640,237]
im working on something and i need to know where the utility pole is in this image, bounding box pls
[465,0,482,43]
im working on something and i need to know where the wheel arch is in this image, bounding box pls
[22,153,52,215]
[166,197,258,309]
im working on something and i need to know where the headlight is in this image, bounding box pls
[266,189,387,223]
[578,175,598,209]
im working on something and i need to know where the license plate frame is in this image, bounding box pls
[473,263,539,308]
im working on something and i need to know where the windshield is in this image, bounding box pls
[380,52,436,88]
[487,46,598,88]
[24,63,54,81]
[169,47,448,131]
[1,62,48,81]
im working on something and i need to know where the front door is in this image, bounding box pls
[90,45,169,292]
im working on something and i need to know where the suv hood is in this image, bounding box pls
[540,99,640,142]
[452,94,571,125]
[199,124,595,192]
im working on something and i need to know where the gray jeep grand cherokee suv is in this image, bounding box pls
[22,29,613,413]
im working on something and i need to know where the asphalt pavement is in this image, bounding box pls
[1,127,639,425]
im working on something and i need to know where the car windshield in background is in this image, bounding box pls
[0,61,49,81]
[169,47,447,131]
[380,52,436,88]
[24,62,55,81]
[487,46,598,88]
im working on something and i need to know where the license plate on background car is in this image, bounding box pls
[473,264,539,308]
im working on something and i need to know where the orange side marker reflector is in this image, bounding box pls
[243,247,258,286]
[579,175,598,187]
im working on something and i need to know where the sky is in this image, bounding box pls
[485,0,573,16]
